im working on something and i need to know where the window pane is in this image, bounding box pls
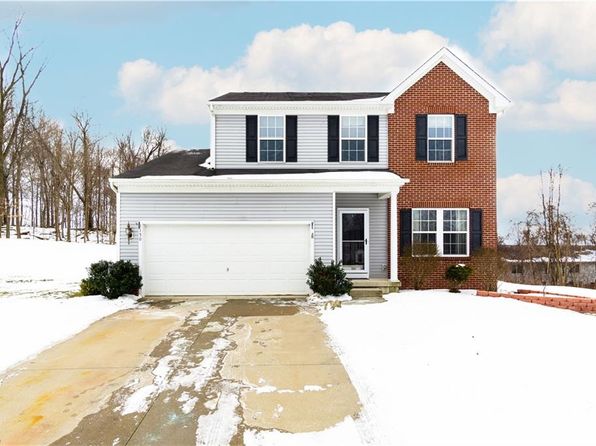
[443,209,468,231]
[341,116,366,151]
[443,233,467,255]
[428,139,452,161]
[259,116,284,140]
[413,233,437,245]
[413,210,437,232]
[260,139,283,162]
[342,213,365,240]
[341,139,365,161]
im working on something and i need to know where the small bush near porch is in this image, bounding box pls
[307,258,353,296]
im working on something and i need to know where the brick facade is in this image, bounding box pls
[389,62,498,289]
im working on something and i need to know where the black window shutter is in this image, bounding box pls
[455,114,467,161]
[415,115,427,161]
[246,115,258,162]
[399,209,412,255]
[285,115,297,162]
[327,115,339,162]
[367,115,379,162]
[470,209,483,253]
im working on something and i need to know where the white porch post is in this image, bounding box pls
[390,190,398,282]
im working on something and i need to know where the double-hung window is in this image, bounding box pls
[427,114,454,162]
[340,116,366,161]
[412,208,469,256]
[259,116,284,162]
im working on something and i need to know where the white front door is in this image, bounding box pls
[337,209,369,278]
[140,221,313,296]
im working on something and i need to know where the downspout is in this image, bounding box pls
[208,103,216,169]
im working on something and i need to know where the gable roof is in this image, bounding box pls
[210,92,388,102]
[380,47,511,113]
[208,47,511,114]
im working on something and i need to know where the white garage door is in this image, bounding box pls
[140,222,313,296]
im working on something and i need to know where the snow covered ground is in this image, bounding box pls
[321,290,596,446]
[498,280,596,299]
[0,238,134,373]
[0,237,116,298]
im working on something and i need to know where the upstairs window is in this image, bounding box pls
[427,114,454,162]
[259,116,284,162]
[340,116,366,161]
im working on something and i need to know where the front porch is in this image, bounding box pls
[334,191,401,282]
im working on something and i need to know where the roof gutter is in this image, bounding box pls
[109,173,409,195]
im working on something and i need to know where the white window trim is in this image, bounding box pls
[412,208,469,257]
[257,114,286,163]
[339,115,367,163]
[427,114,455,163]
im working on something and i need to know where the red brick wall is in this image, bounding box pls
[388,62,498,289]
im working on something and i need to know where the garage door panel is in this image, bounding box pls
[143,259,310,277]
[141,223,312,295]
[143,247,309,263]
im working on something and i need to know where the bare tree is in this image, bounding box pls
[514,167,580,285]
[115,127,168,174]
[0,18,43,237]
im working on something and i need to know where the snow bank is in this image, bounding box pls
[0,295,137,373]
[0,238,127,373]
[244,416,362,446]
[0,238,117,298]
[498,280,596,299]
[307,293,352,304]
[322,290,596,446]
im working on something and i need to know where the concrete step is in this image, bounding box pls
[351,279,400,295]
[349,287,383,299]
[352,279,400,288]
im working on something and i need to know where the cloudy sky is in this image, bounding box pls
[1,2,595,236]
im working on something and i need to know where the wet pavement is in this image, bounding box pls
[0,298,361,445]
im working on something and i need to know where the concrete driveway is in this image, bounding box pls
[0,298,361,445]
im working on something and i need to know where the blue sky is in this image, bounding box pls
[1,2,595,235]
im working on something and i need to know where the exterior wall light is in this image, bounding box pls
[126,223,133,244]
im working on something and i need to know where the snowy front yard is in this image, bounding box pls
[0,238,136,373]
[322,290,596,446]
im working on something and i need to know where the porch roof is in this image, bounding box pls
[110,170,409,194]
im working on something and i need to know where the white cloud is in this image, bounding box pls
[498,173,596,235]
[501,79,596,130]
[118,22,472,124]
[497,60,550,101]
[483,2,596,74]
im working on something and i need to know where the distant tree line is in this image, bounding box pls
[505,167,596,287]
[0,19,169,243]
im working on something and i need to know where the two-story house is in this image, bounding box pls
[109,48,510,296]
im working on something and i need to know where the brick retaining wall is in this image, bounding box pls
[476,290,596,314]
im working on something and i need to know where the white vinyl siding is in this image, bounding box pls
[119,193,333,265]
[215,114,388,169]
[336,193,388,279]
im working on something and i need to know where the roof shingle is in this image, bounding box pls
[210,92,388,102]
